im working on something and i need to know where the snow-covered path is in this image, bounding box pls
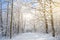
[11,32,60,40]
[0,32,60,40]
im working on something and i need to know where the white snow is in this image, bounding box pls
[1,32,60,40]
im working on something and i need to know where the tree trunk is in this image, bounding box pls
[43,0,48,33]
[49,0,55,37]
[0,0,3,36]
[10,0,13,39]
[17,9,20,34]
[5,1,9,36]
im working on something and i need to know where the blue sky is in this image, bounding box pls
[1,0,7,10]
[2,0,35,9]
[22,0,32,3]
[1,0,32,9]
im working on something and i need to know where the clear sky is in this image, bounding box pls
[1,0,32,9]
[1,0,37,13]
[1,0,31,14]
[1,0,7,10]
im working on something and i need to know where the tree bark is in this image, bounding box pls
[49,0,55,37]
[10,0,13,39]
[0,0,3,36]
[43,0,48,33]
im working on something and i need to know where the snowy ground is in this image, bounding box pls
[0,32,60,40]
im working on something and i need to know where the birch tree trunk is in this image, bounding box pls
[10,0,13,39]
[5,1,9,36]
[17,8,20,34]
[49,0,55,37]
[43,0,48,33]
[0,0,3,36]
[38,0,48,33]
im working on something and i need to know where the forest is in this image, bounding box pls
[0,0,60,40]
